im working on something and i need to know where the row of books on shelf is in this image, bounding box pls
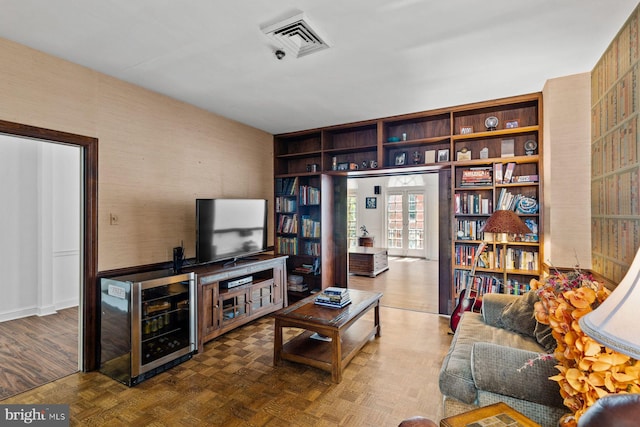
[455,244,483,267]
[459,163,539,187]
[300,185,320,205]
[455,219,538,243]
[454,271,500,295]
[302,241,321,256]
[460,166,492,186]
[454,192,492,215]
[276,236,297,255]
[277,214,298,234]
[292,261,319,275]
[494,162,539,185]
[454,270,532,296]
[276,177,298,196]
[275,196,296,213]
[455,245,539,271]
[276,240,321,257]
[495,188,539,214]
[301,215,320,238]
[498,247,539,271]
[455,219,486,241]
[292,265,313,274]
[314,287,351,308]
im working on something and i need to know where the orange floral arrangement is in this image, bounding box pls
[531,270,640,426]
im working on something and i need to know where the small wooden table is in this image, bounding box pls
[349,247,389,277]
[273,289,382,383]
[358,236,375,247]
[440,402,540,427]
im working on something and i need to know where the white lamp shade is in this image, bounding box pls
[579,247,640,359]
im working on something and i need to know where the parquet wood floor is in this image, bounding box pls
[0,307,78,400]
[3,307,452,426]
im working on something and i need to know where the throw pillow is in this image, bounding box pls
[534,321,557,353]
[497,290,558,352]
[497,290,538,338]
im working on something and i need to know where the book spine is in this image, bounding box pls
[314,301,350,308]
[503,162,516,183]
[494,163,503,184]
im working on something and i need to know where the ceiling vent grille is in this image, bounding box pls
[261,12,330,58]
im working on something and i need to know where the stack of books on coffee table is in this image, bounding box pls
[314,287,351,308]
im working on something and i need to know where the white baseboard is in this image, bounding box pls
[0,300,79,322]
[0,306,38,322]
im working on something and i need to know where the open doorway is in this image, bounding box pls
[346,173,440,313]
[0,120,99,376]
[0,134,82,399]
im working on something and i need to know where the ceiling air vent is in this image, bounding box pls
[261,12,330,58]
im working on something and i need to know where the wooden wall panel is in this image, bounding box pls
[591,5,640,284]
[0,37,273,271]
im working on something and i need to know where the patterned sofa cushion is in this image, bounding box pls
[439,311,544,404]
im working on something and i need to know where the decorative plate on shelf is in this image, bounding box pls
[485,116,499,131]
[524,140,538,155]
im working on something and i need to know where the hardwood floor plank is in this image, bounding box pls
[0,307,78,399]
[349,257,439,313]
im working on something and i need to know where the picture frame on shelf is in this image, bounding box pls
[337,162,349,171]
[460,126,473,135]
[505,120,519,129]
[424,150,436,164]
[437,149,450,162]
[501,139,515,158]
[394,152,407,166]
[365,197,377,209]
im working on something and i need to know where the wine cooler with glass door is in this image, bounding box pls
[100,270,196,386]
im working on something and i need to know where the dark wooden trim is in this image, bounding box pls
[98,261,176,280]
[0,120,99,371]
[331,175,348,288]
[438,169,452,315]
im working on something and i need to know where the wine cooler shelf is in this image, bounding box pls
[100,270,197,386]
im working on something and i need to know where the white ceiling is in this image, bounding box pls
[0,1,638,135]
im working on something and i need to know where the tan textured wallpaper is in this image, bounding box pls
[0,37,273,271]
[542,73,592,270]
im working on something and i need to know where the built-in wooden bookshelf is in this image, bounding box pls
[274,92,543,313]
[450,96,542,300]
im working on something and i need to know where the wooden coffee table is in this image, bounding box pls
[273,289,382,383]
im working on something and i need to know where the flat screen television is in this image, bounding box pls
[196,198,268,265]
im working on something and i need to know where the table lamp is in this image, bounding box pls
[579,246,640,359]
[479,209,532,287]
